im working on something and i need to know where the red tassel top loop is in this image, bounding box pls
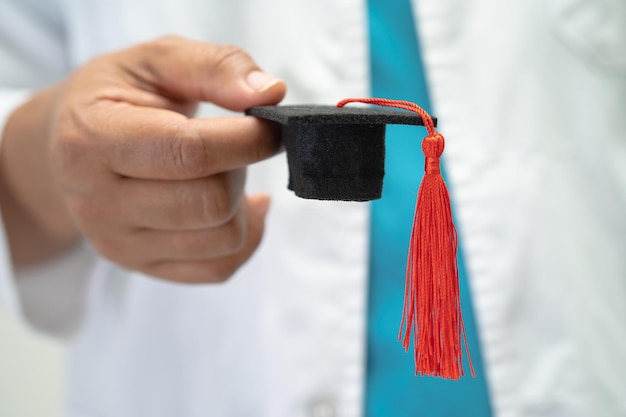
[337,97,436,136]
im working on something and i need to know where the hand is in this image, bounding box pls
[1,36,286,283]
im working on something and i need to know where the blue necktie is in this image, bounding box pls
[365,0,493,416]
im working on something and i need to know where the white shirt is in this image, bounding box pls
[0,0,625,416]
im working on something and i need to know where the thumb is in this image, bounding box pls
[119,36,287,111]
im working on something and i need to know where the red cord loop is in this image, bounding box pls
[337,97,436,137]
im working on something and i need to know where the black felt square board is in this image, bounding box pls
[246,105,437,201]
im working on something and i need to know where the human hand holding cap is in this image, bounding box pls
[44,36,286,283]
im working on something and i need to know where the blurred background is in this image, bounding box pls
[0,310,64,417]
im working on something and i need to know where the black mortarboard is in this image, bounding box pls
[248,98,474,379]
[245,105,436,201]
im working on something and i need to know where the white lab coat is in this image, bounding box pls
[0,0,625,416]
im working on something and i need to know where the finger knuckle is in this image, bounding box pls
[199,180,236,225]
[210,44,251,73]
[52,110,91,166]
[169,231,206,259]
[165,122,207,177]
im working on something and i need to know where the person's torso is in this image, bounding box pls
[9,0,625,415]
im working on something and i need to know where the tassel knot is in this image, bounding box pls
[422,133,445,158]
[423,134,444,175]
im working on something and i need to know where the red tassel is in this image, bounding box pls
[337,98,474,379]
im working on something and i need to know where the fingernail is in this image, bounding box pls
[246,71,281,92]
[249,194,271,218]
[256,195,271,218]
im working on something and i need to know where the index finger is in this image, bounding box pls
[101,104,281,180]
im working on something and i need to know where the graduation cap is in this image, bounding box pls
[246,98,474,380]
[246,102,436,201]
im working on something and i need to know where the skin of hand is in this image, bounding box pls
[0,35,287,283]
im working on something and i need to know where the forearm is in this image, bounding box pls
[0,86,81,268]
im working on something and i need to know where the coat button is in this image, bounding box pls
[309,400,336,417]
